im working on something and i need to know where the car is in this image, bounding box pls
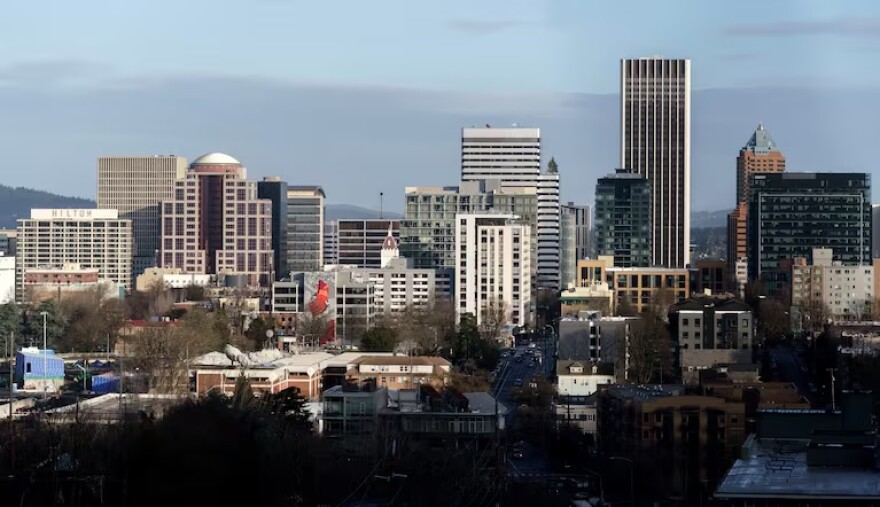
[514,378,523,387]
[512,449,524,459]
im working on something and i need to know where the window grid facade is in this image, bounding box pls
[16,210,133,300]
[97,156,187,277]
[620,58,691,268]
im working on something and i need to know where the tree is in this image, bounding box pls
[616,296,638,317]
[799,298,830,334]
[296,313,332,347]
[0,303,21,343]
[132,309,227,393]
[245,315,273,348]
[651,285,676,322]
[758,298,789,340]
[479,298,508,342]
[23,299,66,349]
[744,280,766,309]
[360,326,398,352]
[184,284,206,302]
[625,312,672,384]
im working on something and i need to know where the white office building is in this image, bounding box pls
[461,126,541,189]
[621,58,691,268]
[16,209,133,300]
[0,254,14,303]
[455,213,531,328]
[537,164,560,291]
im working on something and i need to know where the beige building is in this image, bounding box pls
[159,153,273,287]
[577,256,688,314]
[97,156,187,277]
[789,248,874,323]
[16,209,132,301]
[346,356,451,390]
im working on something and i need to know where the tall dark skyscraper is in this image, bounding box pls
[257,177,289,280]
[748,172,871,292]
[620,57,690,268]
[594,171,652,268]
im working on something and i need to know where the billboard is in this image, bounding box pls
[302,272,337,344]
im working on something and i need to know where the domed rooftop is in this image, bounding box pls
[191,152,241,165]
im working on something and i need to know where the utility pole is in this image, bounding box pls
[827,368,836,411]
[40,311,48,399]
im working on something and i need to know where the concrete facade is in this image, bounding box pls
[97,156,187,277]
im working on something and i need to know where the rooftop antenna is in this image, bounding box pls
[379,192,384,219]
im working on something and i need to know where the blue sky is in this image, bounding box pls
[1,1,880,210]
[4,0,879,92]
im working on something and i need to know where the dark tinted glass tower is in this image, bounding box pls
[748,172,871,292]
[594,170,652,268]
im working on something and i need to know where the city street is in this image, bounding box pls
[492,335,555,479]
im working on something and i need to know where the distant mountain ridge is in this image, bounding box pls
[0,185,401,228]
[692,209,732,229]
[0,185,95,228]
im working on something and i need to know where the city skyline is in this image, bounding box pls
[0,2,879,211]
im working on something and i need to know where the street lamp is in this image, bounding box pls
[610,456,634,506]
[40,311,48,400]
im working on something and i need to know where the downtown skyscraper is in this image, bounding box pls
[97,155,187,276]
[620,58,691,268]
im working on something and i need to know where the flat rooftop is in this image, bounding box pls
[716,438,880,500]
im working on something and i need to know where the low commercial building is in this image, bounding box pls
[576,256,689,313]
[321,384,388,436]
[347,355,451,390]
[691,258,729,295]
[560,282,614,317]
[597,384,746,499]
[136,267,212,291]
[191,350,334,400]
[14,347,65,393]
[715,392,880,505]
[554,395,598,436]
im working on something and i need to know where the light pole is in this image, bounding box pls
[40,311,48,400]
[611,456,634,506]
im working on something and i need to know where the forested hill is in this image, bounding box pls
[0,185,95,228]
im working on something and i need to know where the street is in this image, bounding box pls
[492,333,556,479]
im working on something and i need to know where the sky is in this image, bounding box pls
[1,0,880,211]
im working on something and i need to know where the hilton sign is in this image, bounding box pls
[30,209,119,220]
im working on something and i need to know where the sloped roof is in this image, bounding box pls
[743,124,781,154]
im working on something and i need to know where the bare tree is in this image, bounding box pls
[799,298,830,333]
[624,312,671,384]
[651,285,677,322]
[758,298,789,340]
[478,298,508,342]
[131,309,226,393]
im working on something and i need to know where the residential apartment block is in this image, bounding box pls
[788,248,874,323]
[748,172,871,293]
[594,170,652,267]
[16,209,132,300]
[401,181,537,270]
[455,213,531,328]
